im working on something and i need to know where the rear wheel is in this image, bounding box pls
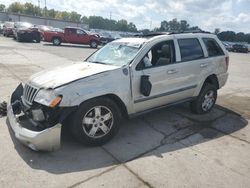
[16,34,22,42]
[90,40,98,48]
[71,97,121,146]
[36,33,41,43]
[52,37,61,46]
[190,83,217,114]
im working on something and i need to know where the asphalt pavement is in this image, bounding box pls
[0,36,249,188]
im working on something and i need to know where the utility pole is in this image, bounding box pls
[110,11,112,20]
[44,0,47,25]
[38,0,40,8]
[44,0,47,16]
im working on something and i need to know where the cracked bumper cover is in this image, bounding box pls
[7,102,62,151]
[7,84,62,151]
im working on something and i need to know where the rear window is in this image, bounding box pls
[202,38,224,57]
[178,38,204,61]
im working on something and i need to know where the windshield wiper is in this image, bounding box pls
[89,61,108,65]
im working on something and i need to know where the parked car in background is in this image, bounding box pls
[43,27,101,48]
[0,23,3,34]
[51,28,64,33]
[232,44,248,53]
[247,44,250,52]
[111,33,122,40]
[35,25,53,40]
[222,42,233,52]
[99,31,116,44]
[13,22,41,43]
[3,22,14,37]
[35,25,53,32]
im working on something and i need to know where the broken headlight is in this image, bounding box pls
[34,89,62,107]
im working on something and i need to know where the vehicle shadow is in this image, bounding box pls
[43,43,100,49]
[6,103,248,174]
[11,38,38,43]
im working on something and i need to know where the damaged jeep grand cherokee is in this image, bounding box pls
[7,32,229,151]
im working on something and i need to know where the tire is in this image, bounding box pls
[52,37,61,46]
[36,34,41,43]
[90,40,98,48]
[71,97,121,146]
[16,34,22,42]
[190,83,217,114]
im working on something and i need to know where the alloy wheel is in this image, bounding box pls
[82,106,113,138]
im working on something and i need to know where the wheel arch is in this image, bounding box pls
[203,74,219,89]
[52,36,62,42]
[78,94,129,119]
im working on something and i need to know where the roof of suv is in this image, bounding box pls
[115,32,218,45]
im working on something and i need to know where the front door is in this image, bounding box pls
[131,38,204,113]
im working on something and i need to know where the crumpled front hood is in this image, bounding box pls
[29,62,119,89]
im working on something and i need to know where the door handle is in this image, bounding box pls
[167,69,178,74]
[200,63,208,68]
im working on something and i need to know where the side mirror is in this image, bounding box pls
[140,75,152,96]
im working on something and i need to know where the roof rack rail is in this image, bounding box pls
[133,30,211,38]
[169,29,211,34]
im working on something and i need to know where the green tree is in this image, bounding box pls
[214,28,220,35]
[81,16,89,24]
[47,9,57,18]
[236,32,245,42]
[0,4,5,11]
[159,20,169,31]
[116,19,128,31]
[168,19,178,31]
[23,2,42,16]
[218,31,236,41]
[69,11,81,22]
[55,11,70,21]
[8,2,24,13]
[180,20,189,31]
[128,22,137,32]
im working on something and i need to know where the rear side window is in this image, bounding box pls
[178,38,204,62]
[67,28,77,34]
[202,38,224,57]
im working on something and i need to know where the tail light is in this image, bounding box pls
[225,56,229,71]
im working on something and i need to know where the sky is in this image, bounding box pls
[1,0,250,32]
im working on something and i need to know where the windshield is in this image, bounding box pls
[87,41,143,66]
[5,22,14,28]
[18,22,33,28]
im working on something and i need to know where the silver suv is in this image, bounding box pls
[8,32,229,151]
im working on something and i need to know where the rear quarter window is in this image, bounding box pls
[178,38,204,62]
[202,38,224,57]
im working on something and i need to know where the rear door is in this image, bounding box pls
[174,37,207,97]
[64,28,78,43]
[202,37,226,75]
[75,29,90,44]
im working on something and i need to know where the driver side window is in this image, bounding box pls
[77,29,86,35]
[136,40,176,70]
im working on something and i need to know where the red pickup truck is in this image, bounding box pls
[43,27,101,48]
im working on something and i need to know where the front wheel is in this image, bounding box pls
[190,83,217,114]
[52,37,61,46]
[90,40,98,48]
[71,97,121,146]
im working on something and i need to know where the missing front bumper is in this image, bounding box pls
[7,84,62,151]
[7,101,62,151]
